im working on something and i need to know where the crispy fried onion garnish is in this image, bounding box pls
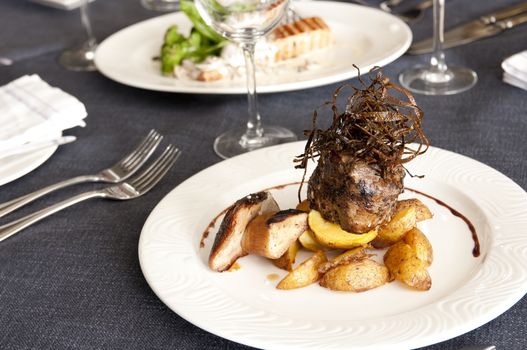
[295,66,429,201]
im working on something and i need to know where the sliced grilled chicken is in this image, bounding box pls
[242,209,308,259]
[209,192,279,272]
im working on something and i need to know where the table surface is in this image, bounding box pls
[1,0,526,349]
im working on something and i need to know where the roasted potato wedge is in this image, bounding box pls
[320,259,389,292]
[397,198,433,222]
[319,246,369,274]
[277,251,327,290]
[308,210,377,249]
[384,241,431,291]
[298,229,327,251]
[272,240,301,271]
[372,206,417,248]
[403,227,433,267]
[296,201,328,252]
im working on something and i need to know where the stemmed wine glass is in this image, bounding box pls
[399,0,477,95]
[195,0,297,159]
[59,0,97,71]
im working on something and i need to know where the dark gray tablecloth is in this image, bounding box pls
[1,0,526,349]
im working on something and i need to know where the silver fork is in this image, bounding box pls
[0,129,163,219]
[0,145,181,242]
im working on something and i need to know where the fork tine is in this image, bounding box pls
[122,130,163,169]
[130,146,180,192]
[134,148,180,190]
[130,145,175,187]
[134,148,181,193]
[118,129,161,167]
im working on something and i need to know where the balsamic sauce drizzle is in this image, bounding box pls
[406,187,480,257]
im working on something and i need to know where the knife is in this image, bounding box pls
[408,2,527,55]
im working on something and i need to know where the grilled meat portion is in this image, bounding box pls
[307,154,405,233]
[209,191,279,272]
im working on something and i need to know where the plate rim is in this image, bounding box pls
[139,141,527,349]
[0,131,60,186]
[95,1,412,94]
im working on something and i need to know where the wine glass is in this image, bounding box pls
[59,0,97,71]
[399,0,477,95]
[195,0,297,159]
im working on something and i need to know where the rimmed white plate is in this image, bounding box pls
[0,130,60,186]
[95,1,412,94]
[139,142,527,349]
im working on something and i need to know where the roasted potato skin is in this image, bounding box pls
[372,206,417,248]
[320,259,389,292]
[403,227,433,267]
[397,198,433,222]
[384,241,431,291]
[273,240,301,271]
[319,246,368,274]
[277,251,327,290]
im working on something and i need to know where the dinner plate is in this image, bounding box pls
[95,1,412,94]
[0,130,60,186]
[139,142,527,349]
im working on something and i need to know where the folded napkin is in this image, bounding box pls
[0,75,87,154]
[502,50,527,91]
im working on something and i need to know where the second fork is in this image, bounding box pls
[0,145,181,242]
[0,129,162,219]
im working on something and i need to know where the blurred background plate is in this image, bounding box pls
[30,0,94,11]
[95,1,412,94]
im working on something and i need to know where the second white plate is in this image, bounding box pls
[95,1,412,94]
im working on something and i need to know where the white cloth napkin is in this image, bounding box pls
[502,50,527,91]
[0,74,87,154]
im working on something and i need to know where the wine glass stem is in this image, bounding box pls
[429,0,449,79]
[80,0,97,47]
[240,42,263,145]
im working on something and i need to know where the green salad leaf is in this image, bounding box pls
[160,0,227,75]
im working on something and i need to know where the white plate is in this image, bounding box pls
[139,142,527,349]
[0,131,60,186]
[30,0,92,10]
[95,1,412,94]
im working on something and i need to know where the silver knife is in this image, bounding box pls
[408,2,527,55]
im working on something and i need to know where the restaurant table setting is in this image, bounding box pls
[1,0,526,349]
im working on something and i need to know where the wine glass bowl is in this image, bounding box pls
[195,0,296,159]
[197,0,288,42]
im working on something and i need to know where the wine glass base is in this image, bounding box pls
[399,65,477,95]
[214,126,297,159]
[141,0,180,11]
[59,42,97,72]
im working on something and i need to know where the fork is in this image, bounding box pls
[0,145,181,242]
[0,129,163,219]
